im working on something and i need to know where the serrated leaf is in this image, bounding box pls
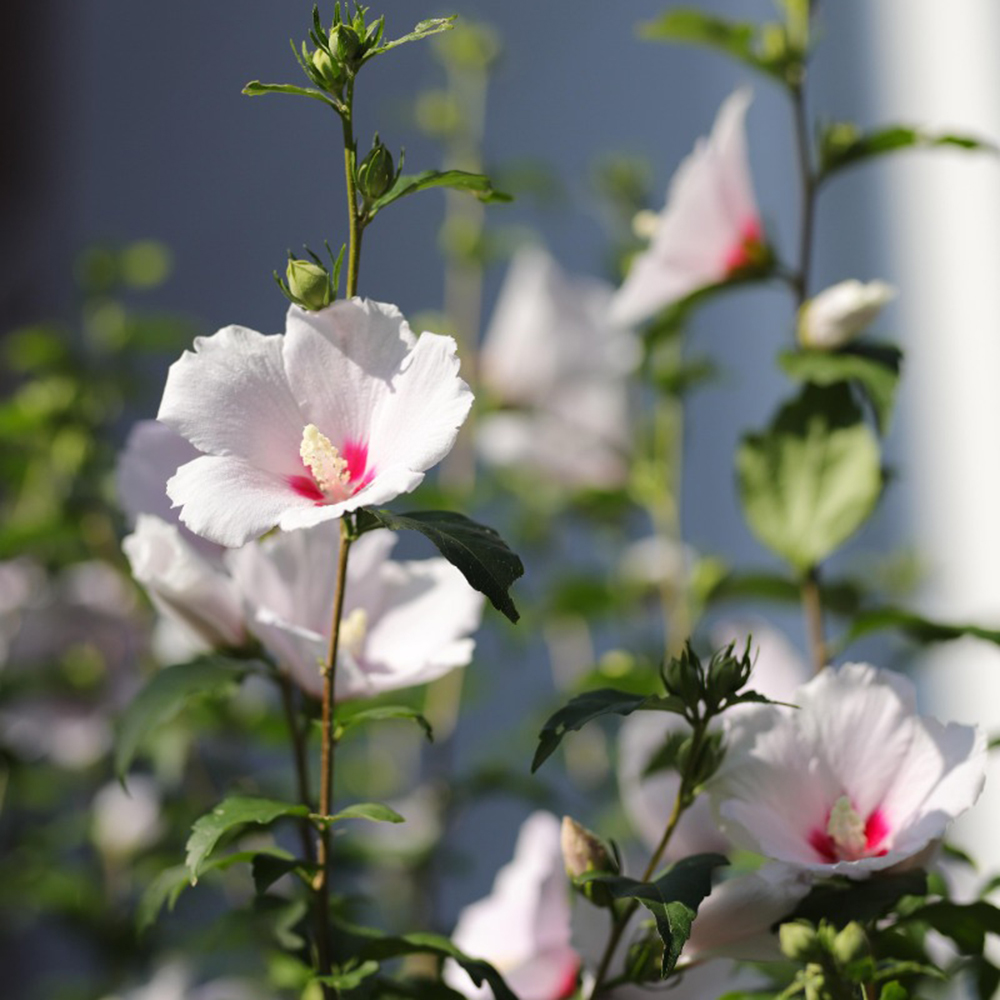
[639,10,794,83]
[580,854,729,975]
[838,606,1000,652]
[327,802,405,824]
[115,656,246,780]
[779,344,903,435]
[335,703,433,742]
[819,123,996,182]
[788,870,927,927]
[336,922,518,1000]
[356,509,523,623]
[375,16,456,54]
[737,384,883,571]
[367,170,512,218]
[532,688,653,773]
[186,796,309,880]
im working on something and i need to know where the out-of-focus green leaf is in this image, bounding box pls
[115,656,247,780]
[375,16,456,54]
[334,703,433,742]
[737,384,883,571]
[779,343,903,435]
[326,802,405,825]
[838,606,1000,652]
[137,864,190,933]
[900,901,1000,955]
[819,122,997,182]
[704,569,867,616]
[788,871,927,928]
[356,509,523,623]
[367,169,512,218]
[314,962,381,991]
[579,854,729,975]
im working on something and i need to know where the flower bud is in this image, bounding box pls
[798,279,897,350]
[329,23,362,68]
[780,921,819,961]
[311,45,345,94]
[357,137,396,203]
[663,646,703,707]
[560,816,612,878]
[286,259,332,312]
[831,922,868,965]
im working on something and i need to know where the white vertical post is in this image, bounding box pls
[864,1,1000,862]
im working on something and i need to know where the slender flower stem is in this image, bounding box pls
[341,85,362,298]
[801,568,826,674]
[277,672,316,864]
[587,722,706,999]
[314,520,354,994]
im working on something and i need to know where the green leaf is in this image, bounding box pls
[115,656,246,780]
[532,688,664,773]
[375,16,456,54]
[242,81,335,106]
[838,606,1000,652]
[580,854,729,975]
[137,864,190,933]
[878,984,908,1000]
[327,802,405,825]
[704,569,866,616]
[788,871,927,927]
[819,123,997,182]
[252,854,305,895]
[367,169,512,217]
[335,703,433,742]
[901,901,1000,955]
[315,961,381,991]
[336,922,519,1000]
[736,384,883,571]
[638,10,795,84]
[356,509,523,623]
[186,796,309,880]
[779,344,903,435]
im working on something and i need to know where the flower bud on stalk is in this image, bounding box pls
[286,259,333,312]
[357,136,397,203]
[311,45,346,95]
[798,279,897,350]
[561,816,615,907]
[780,921,819,961]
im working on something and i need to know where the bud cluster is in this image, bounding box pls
[661,640,755,719]
[296,3,386,100]
[779,921,871,1000]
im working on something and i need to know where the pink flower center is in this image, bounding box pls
[807,796,890,863]
[287,424,375,505]
[723,217,765,274]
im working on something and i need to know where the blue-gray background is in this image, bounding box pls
[3,0,899,926]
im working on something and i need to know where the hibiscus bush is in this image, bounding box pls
[4,3,1000,1000]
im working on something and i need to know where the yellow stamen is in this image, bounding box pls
[827,795,866,857]
[300,424,350,496]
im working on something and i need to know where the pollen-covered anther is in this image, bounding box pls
[339,608,368,660]
[827,795,867,859]
[300,424,350,497]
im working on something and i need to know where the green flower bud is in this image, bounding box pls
[286,259,332,312]
[780,921,819,962]
[330,23,362,68]
[311,45,345,94]
[832,923,868,966]
[663,648,703,707]
[357,137,396,203]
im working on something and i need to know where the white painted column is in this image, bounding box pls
[864,1,1000,863]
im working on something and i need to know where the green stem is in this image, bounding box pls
[277,671,316,864]
[341,85,362,298]
[587,722,706,999]
[802,567,826,674]
[314,521,353,997]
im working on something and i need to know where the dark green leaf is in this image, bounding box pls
[327,802,405,825]
[819,123,997,182]
[779,344,903,435]
[367,170,512,217]
[356,509,523,623]
[641,731,690,778]
[788,871,927,928]
[186,796,309,880]
[878,985,908,1000]
[337,922,519,1000]
[736,384,883,571]
[839,606,1000,651]
[901,901,1000,955]
[580,854,729,975]
[532,689,659,773]
[375,16,456,54]
[704,569,866,615]
[137,864,190,933]
[975,958,1000,1000]
[252,854,305,895]
[335,703,433,742]
[115,656,246,780]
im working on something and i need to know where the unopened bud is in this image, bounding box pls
[357,137,396,203]
[560,816,611,878]
[286,259,332,312]
[832,922,868,965]
[663,649,702,706]
[780,921,819,961]
[798,279,896,350]
[330,23,362,68]
[311,46,345,94]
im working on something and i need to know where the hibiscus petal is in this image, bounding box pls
[158,325,304,475]
[167,455,316,547]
